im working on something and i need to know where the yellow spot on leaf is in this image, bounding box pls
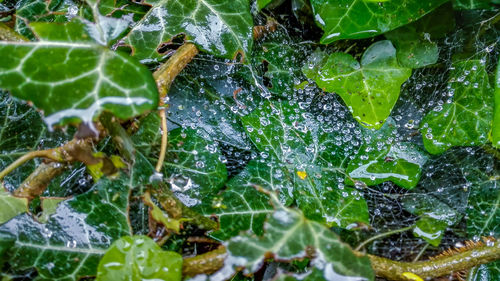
[402,272,423,281]
[297,170,307,180]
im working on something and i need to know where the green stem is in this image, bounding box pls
[355,225,414,251]
[182,246,227,277]
[0,22,28,42]
[0,150,64,181]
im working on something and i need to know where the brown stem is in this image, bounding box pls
[153,43,199,172]
[0,22,28,42]
[180,239,500,280]
[99,112,135,162]
[182,246,227,277]
[13,162,66,199]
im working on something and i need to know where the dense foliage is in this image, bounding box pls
[0,0,499,280]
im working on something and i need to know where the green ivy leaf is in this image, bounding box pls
[14,0,70,39]
[492,58,500,148]
[309,0,448,44]
[468,262,500,281]
[96,235,182,281]
[0,174,132,280]
[123,0,254,63]
[420,60,494,154]
[240,100,369,228]
[346,119,428,189]
[221,193,374,280]
[0,189,28,225]
[303,40,412,129]
[201,179,274,240]
[466,167,499,237]
[0,21,158,128]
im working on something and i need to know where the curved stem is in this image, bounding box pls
[155,108,168,172]
[0,150,63,181]
[14,162,66,199]
[413,243,429,262]
[355,225,414,251]
[153,43,199,172]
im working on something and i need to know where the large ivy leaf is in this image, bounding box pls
[303,40,412,129]
[346,119,428,189]
[0,21,158,127]
[123,0,253,63]
[492,58,500,148]
[96,235,182,281]
[453,0,497,9]
[420,60,493,154]
[468,262,500,281]
[219,194,374,280]
[309,0,448,44]
[240,100,369,228]
[0,175,132,280]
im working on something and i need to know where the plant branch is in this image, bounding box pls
[99,112,135,162]
[153,43,199,172]
[180,239,500,280]
[355,225,414,251]
[0,138,97,182]
[182,246,227,277]
[0,22,28,42]
[14,162,66,199]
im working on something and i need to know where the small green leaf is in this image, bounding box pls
[223,193,374,280]
[0,188,28,224]
[123,0,254,63]
[38,197,65,223]
[0,21,158,128]
[96,235,182,281]
[346,119,428,189]
[310,0,448,44]
[420,60,494,154]
[413,216,448,246]
[304,41,412,129]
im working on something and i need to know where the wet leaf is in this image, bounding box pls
[96,235,182,281]
[240,100,369,228]
[304,41,412,129]
[346,119,428,189]
[0,174,132,280]
[421,60,494,154]
[0,21,158,127]
[0,189,28,224]
[38,197,65,223]
[466,165,499,237]
[123,0,253,63]
[200,179,274,240]
[468,262,500,281]
[14,0,71,39]
[310,0,448,44]
[220,193,374,280]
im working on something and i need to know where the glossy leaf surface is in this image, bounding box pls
[96,235,182,281]
[123,0,253,63]
[310,0,448,43]
[421,60,493,154]
[304,41,411,129]
[0,21,158,127]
